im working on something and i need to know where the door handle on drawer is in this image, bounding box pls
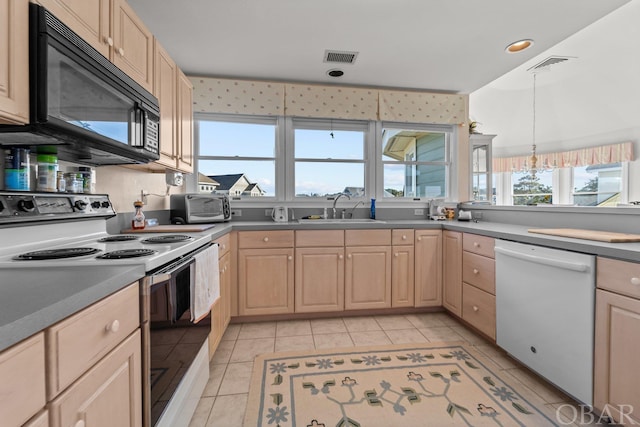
[474,242,480,248]
[473,268,479,274]
[263,237,269,242]
[106,319,120,333]
[631,277,640,286]
[473,305,479,312]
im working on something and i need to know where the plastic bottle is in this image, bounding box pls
[370,198,376,219]
[36,153,58,192]
[4,148,30,191]
[132,200,145,229]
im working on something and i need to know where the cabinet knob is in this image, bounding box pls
[104,36,114,46]
[474,242,480,247]
[631,277,640,286]
[288,256,292,261]
[263,237,269,242]
[473,268,479,274]
[118,47,125,56]
[417,237,422,241]
[473,305,479,312]
[402,235,407,240]
[75,420,86,427]
[394,253,399,257]
[339,254,343,260]
[221,244,226,250]
[106,320,120,333]
[347,254,352,259]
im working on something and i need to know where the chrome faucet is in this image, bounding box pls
[348,200,364,218]
[332,193,350,218]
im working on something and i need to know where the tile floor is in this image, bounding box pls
[186,312,599,427]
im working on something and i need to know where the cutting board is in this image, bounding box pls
[121,224,217,233]
[528,228,640,243]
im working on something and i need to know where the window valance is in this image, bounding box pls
[493,142,635,173]
[191,78,284,116]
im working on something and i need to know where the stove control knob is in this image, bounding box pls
[101,201,111,208]
[18,199,36,212]
[91,201,101,209]
[0,200,4,212]
[74,200,88,211]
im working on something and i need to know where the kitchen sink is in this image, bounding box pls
[297,218,386,224]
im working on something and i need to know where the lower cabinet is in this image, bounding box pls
[461,283,496,339]
[295,247,345,312]
[209,234,232,357]
[391,229,415,308]
[414,230,442,307]
[442,230,463,316]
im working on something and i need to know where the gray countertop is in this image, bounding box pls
[0,265,144,351]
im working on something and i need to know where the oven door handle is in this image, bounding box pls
[147,243,214,285]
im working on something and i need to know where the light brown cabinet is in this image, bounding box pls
[594,257,640,424]
[461,233,495,339]
[238,231,295,315]
[24,410,49,427]
[209,233,232,358]
[0,333,46,427]
[414,230,442,307]
[442,230,463,316]
[176,69,194,173]
[344,230,392,310]
[295,230,345,313]
[0,0,29,124]
[391,229,414,307]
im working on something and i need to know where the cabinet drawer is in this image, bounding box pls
[214,233,231,258]
[238,230,294,248]
[392,229,414,246]
[462,251,495,294]
[296,230,344,247]
[46,283,140,399]
[0,333,46,427]
[462,283,496,339]
[345,229,391,246]
[463,234,495,258]
[597,257,640,299]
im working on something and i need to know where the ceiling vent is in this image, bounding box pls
[324,50,359,64]
[528,56,572,72]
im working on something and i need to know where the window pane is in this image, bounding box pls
[294,129,364,160]
[199,121,275,157]
[382,128,446,162]
[295,162,364,197]
[512,172,552,205]
[573,163,621,206]
[199,159,274,197]
[383,164,446,198]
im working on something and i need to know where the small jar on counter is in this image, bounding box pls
[132,201,145,229]
[56,171,66,192]
[64,172,84,193]
[36,154,58,192]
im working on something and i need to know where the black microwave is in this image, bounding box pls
[0,4,160,166]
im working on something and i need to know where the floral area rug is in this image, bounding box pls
[244,342,561,426]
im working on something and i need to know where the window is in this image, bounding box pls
[196,115,277,198]
[292,120,367,198]
[381,125,450,199]
[511,172,553,205]
[572,163,622,206]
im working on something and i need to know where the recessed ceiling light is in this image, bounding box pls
[505,39,534,54]
[327,69,344,77]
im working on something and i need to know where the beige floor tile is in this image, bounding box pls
[374,314,415,330]
[310,318,347,334]
[405,313,447,328]
[210,340,235,365]
[188,396,215,427]
[229,337,275,363]
[313,332,354,349]
[237,321,277,339]
[431,312,462,326]
[217,362,254,395]
[221,324,241,341]
[343,316,382,332]
[449,325,490,344]
[205,394,248,427]
[275,335,316,352]
[349,330,392,346]
[418,326,464,342]
[505,367,571,404]
[474,344,518,370]
[276,319,312,337]
[385,328,429,344]
[202,364,227,397]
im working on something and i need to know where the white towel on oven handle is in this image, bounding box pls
[191,243,220,323]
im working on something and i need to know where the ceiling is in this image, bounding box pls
[127,0,630,94]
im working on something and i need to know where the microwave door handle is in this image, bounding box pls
[130,104,143,147]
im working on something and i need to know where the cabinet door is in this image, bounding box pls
[414,230,442,307]
[238,248,294,315]
[443,230,462,316]
[220,251,231,328]
[594,289,640,424]
[34,0,110,58]
[49,330,142,427]
[112,0,153,92]
[391,245,414,307]
[295,247,345,313]
[345,246,391,310]
[153,39,177,168]
[0,0,29,124]
[176,69,194,173]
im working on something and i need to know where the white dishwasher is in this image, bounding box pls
[495,240,595,405]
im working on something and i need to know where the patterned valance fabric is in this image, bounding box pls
[189,76,467,125]
[493,142,635,173]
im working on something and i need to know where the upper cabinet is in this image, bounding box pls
[0,0,29,124]
[469,134,494,203]
[176,69,193,173]
[35,0,154,93]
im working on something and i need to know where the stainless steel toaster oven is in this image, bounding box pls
[170,194,231,223]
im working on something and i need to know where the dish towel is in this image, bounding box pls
[191,244,220,323]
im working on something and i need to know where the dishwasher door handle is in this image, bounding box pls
[494,246,590,272]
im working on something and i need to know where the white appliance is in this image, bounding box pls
[495,240,596,405]
[272,206,288,222]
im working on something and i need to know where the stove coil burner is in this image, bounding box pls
[98,235,140,242]
[14,247,101,260]
[142,235,193,244]
[97,249,157,259]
